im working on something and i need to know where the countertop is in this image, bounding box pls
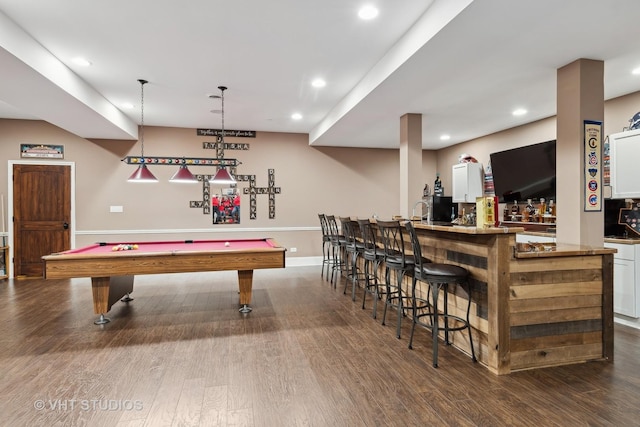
[604,236,640,245]
[514,243,616,258]
[517,231,640,245]
[410,221,618,256]
[412,222,525,235]
[519,230,556,238]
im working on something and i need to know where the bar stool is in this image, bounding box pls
[404,221,477,367]
[358,218,386,319]
[340,217,365,301]
[326,215,346,288]
[318,214,332,281]
[376,219,429,339]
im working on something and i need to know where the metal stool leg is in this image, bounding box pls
[431,282,440,368]
[443,284,450,345]
[465,283,477,362]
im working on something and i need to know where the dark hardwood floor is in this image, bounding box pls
[1,266,639,427]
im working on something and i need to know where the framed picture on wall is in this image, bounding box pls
[212,190,241,224]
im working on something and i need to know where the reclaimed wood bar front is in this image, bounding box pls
[408,223,614,375]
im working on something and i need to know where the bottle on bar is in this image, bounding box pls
[549,199,556,223]
[510,200,520,221]
[538,198,546,223]
[524,199,534,222]
[434,173,443,196]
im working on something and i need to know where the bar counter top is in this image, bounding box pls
[514,243,616,258]
[411,222,615,257]
[604,236,640,245]
[412,221,525,234]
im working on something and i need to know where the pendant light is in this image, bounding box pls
[128,79,158,183]
[209,86,237,186]
[169,162,198,183]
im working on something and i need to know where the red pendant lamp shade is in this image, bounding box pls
[127,163,158,182]
[209,167,236,185]
[169,164,198,183]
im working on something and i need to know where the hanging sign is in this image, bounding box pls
[20,143,64,159]
[584,120,602,212]
[197,129,256,138]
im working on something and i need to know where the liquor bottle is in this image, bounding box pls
[434,173,443,196]
[538,198,546,223]
[525,199,534,222]
[547,200,556,223]
[423,184,430,198]
[510,200,520,221]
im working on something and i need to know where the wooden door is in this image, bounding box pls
[13,164,71,277]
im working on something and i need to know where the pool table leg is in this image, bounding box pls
[91,275,135,324]
[238,270,254,313]
[92,277,111,324]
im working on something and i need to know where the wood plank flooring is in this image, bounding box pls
[1,266,639,426]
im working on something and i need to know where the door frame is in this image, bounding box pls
[7,160,76,279]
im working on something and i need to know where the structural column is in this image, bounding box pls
[399,113,422,218]
[556,58,604,246]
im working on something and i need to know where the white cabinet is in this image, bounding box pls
[604,241,640,318]
[609,128,640,199]
[452,162,483,203]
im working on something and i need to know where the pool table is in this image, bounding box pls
[42,238,286,324]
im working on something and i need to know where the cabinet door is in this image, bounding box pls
[610,129,640,199]
[613,258,637,318]
[452,163,483,202]
[452,164,468,202]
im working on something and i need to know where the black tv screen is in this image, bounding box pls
[489,140,556,203]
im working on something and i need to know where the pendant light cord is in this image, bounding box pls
[138,79,148,158]
[218,86,227,144]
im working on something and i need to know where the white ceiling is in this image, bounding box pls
[1,0,640,150]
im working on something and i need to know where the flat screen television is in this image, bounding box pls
[489,140,556,203]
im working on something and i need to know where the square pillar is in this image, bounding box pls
[556,58,604,246]
[400,113,422,218]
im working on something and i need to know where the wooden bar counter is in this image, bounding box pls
[410,222,614,375]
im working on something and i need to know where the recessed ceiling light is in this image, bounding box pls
[291,113,303,120]
[632,67,640,75]
[311,78,326,88]
[358,5,379,20]
[512,108,527,116]
[440,134,451,141]
[71,57,92,67]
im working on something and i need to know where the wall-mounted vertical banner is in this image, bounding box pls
[584,120,602,212]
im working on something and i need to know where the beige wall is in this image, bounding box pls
[436,118,557,196]
[0,119,407,260]
[2,90,639,264]
[436,90,640,200]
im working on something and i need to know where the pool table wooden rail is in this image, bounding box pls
[42,246,285,279]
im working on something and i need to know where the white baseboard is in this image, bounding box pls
[614,316,640,330]
[285,256,322,267]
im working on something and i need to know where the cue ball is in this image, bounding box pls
[225,242,230,247]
